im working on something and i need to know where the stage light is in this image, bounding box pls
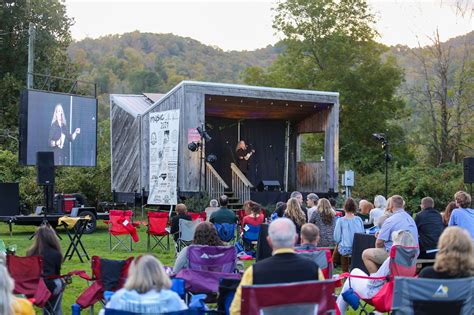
[206,154,217,163]
[187,141,200,152]
[372,133,386,142]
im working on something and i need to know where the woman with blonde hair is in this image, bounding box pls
[419,227,474,279]
[104,255,187,314]
[48,103,81,165]
[285,198,306,239]
[310,198,336,247]
[0,264,35,315]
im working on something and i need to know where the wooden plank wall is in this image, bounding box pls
[296,110,330,133]
[111,103,140,192]
[296,162,326,192]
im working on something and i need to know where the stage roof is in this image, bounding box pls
[110,94,154,118]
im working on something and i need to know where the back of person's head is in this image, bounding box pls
[443,201,456,225]
[125,255,171,294]
[219,195,229,207]
[359,200,374,214]
[344,198,357,213]
[245,200,262,215]
[435,227,474,276]
[274,202,287,217]
[193,222,223,246]
[317,198,335,224]
[176,203,187,214]
[209,199,218,207]
[290,191,302,199]
[391,230,416,247]
[0,264,14,315]
[27,224,62,257]
[454,191,471,208]
[307,193,319,205]
[390,195,404,210]
[268,218,297,249]
[285,198,306,226]
[300,223,320,245]
[374,195,387,209]
[329,197,337,208]
[420,197,434,210]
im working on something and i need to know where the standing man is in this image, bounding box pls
[235,140,254,177]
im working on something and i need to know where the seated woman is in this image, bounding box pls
[0,264,35,315]
[285,198,306,241]
[419,226,474,279]
[310,198,336,248]
[27,224,63,315]
[103,255,187,314]
[271,201,286,220]
[336,230,417,315]
[173,222,224,273]
[241,200,264,231]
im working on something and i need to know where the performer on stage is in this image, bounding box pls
[48,104,80,165]
[236,140,255,176]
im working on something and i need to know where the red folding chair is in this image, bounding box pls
[339,245,419,313]
[188,212,207,221]
[296,247,334,279]
[105,210,140,251]
[6,255,51,308]
[76,256,134,311]
[241,279,338,314]
[146,211,170,251]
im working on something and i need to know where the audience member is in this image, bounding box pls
[272,201,286,218]
[0,264,35,315]
[209,195,237,224]
[27,224,63,315]
[369,195,387,226]
[334,198,365,272]
[285,198,306,239]
[295,223,320,250]
[442,201,456,227]
[377,196,394,228]
[309,198,336,247]
[329,197,338,212]
[419,227,474,279]
[230,218,323,314]
[290,191,308,220]
[103,255,187,314]
[204,199,219,221]
[241,201,264,230]
[337,231,417,315]
[306,193,319,223]
[448,191,474,240]
[362,195,418,274]
[173,222,224,273]
[169,204,192,241]
[415,197,444,259]
[357,200,374,228]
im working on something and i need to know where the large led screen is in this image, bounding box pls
[19,90,97,166]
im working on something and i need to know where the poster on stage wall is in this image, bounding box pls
[148,109,180,205]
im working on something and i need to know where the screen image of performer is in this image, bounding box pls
[236,140,255,176]
[48,104,81,165]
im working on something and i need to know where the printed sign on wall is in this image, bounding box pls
[148,109,180,205]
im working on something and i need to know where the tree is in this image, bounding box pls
[409,30,473,165]
[243,0,410,173]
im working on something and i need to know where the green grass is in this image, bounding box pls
[3,220,365,315]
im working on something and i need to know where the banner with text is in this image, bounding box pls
[148,110,180,205]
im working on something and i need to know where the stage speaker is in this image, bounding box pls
[256,223,272,262]
[0,183,20,217]
[464,157,474,184]
[257,180,281,192]
[36,152,55,186]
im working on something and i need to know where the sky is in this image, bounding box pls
[66,0,473,51]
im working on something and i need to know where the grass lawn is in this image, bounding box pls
[2,218,365,315]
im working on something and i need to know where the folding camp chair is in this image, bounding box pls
[146,211,170,251]
[242,223,261,251]
[214,223,237,243]
[105,210,140,252]
[175,245,241,294]
[296,247,334,279]
[103,308,220,314]
[76,256,134,312]
[189,212,207,221]
[241,279,338,314]
[340,245,419,314]
[392,276,474,315]
[6,255,51,308]
[177,218,201,252]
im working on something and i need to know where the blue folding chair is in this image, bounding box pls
[214,223,236,243]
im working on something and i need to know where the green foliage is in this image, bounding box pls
[353,163,466,213]
[180,193,210,213]
[300,133,325,161]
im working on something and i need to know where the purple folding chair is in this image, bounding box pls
[175,245,241,293]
